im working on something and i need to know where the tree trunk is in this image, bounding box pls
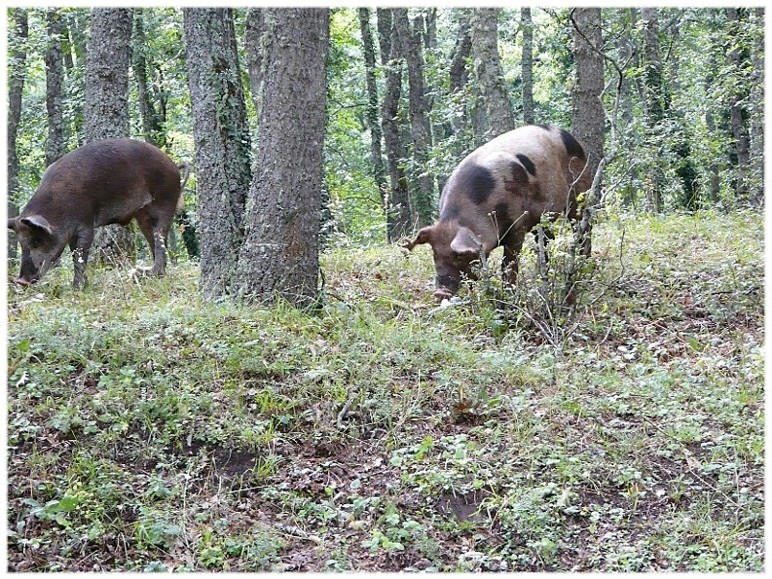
[703,49,721,205]
[726,8,752,203]
[571,8,604,185]
[7,9,28,260]
[84,9,132,140]
[236,8,329,308]
[749,7,764,205]
[183,8,253,299]
[46,8,67,166]
[521,8,535,125]
[423,8,437,50]
[358,8,387,219]
[132,10,166,149]
[616,9,638,208]
[470,8,514,141]
[640,7,665,212]
[245,8,265,123]
[85,8,135,264]
[394,9,435,228]
[377,9,411,242]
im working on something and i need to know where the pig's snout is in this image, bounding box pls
[13,277,34,287]
[434,273,459,300]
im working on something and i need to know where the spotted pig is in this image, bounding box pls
[403,124,591,299]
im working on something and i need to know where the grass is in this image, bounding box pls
[5,209,764,571]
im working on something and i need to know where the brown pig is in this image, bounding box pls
[403,125,591,299]
[8,139,190,290]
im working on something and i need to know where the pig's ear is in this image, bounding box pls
[401,226,434,252]
[20,215,53,236]
[450,226,482,257]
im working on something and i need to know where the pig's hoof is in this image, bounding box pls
[433,289,454,301]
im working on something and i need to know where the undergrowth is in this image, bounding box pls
[5,209,764,571]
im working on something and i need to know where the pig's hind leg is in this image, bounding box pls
[134,206,172,277]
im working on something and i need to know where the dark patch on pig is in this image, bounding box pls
[560,128,585,159]
[460,164,497,205]
[516,154,537,177]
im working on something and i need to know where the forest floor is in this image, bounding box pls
[5,210,764,572]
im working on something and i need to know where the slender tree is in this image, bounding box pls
[236,8,330,307]
[748,7,764,203]
[703,44,721,205]
[183,8,252,299]
[521,7,535,124]
[46,8,67,166]
[640,7,665,212]
[377,9,411,241]
[358,8,387,218]
[84,8,135,262]
[470,8,515,140]
[7,9,28,260]
[394,8,435,227]
[725,8,751,203]
[422,8,438,50]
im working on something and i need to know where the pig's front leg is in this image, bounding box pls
[69,228,94,290]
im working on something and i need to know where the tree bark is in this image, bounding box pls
[236,8,330,308]
[46,8,67,166]
[377,9,411,242]
[571,8,604,185]
[521,8,535,125]
[7,9,28,260]
[470,8,515,140]
[85,8,135,263]
[358,8,387,218]
[183,8,253,299]
[394,8,435,228]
